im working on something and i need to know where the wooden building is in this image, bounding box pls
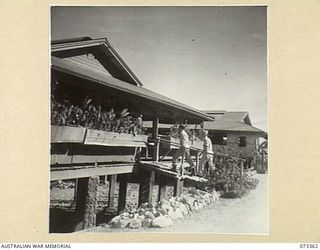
[50,37,213,232]
[202,110,267,167]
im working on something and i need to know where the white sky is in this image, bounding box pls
[51,6,267,131]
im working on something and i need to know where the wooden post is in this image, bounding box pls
[174,178,184,197]
[148,171,156,205]
[158,175,166,201]
[195,151,201,175]
[83,176,99,229]
[152,117,159,162]
[108,174,117,210]
[240,161,244,180]
[261,150,265,171]
[74,175,99,231]
[75,178,88,215]
[118,175,128,213]
[180,152,185,176]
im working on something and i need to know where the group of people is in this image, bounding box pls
[172,124,215,176]
[51,95,144,135]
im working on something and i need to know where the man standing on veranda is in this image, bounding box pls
[172,124,195,175]
[199,130,215,175]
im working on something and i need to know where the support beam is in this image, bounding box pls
[75,178,88,215]
[148,171,156,205]
[240,161,244,180]
[74,176,99,231]
[158,175,166,201]
[83,176,99,230]
[195,151,201,175]
[108,174,117,211]
[51,163,135,181]
[174,178,184,197]
[152,117,159,162]
[180,152,185,176]
[118,175,128,213]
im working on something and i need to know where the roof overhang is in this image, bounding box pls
[51,56,214,122]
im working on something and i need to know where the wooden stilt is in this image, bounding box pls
[83,176,99,229]
[196,151,200,175]
[74,175,99,231]
[118,175,128,213]
[174,178,184,197]
[152,117,159,162]
[148,171,156,205]
[240,161,244,180]
[108,174,117,211]
[158,175,167,201]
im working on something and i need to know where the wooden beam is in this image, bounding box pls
[174,178,184,197]
[83,176,99,229]
[195,151,201,175]
[158,175,167,201]
[148,171,156,205]
[118,175,128,213]
[50,164,135,181]
[108,174,117,210]
[152,117,159,162]
[240,161,244,180]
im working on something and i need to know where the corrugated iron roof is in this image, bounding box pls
[51,56,214,122]
[203,120,266,135]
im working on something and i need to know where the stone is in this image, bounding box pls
[110,218,130,228]
[151,216,173,228]
[109,215,121,225]
[121,212,130,218]
[138,215,145,221]
[173,208,183,219]
[178,204,188,216]
[188,189,200,196]
[154,211,161,217]
[144,211,155,220]
[167,210,178,220]
[141,218,152,228]
[198,203,204,210]
[158,207,167,215]
[127,218,142,229]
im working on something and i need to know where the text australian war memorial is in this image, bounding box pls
[50,37,267,233]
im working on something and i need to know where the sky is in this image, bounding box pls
[51,6,267,131]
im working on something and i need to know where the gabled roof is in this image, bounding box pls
[51,37,143,86]
[202,110,267,138]
[203,110,252,125]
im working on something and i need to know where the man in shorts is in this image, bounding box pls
[172,124,195,175]
[199,130,215,175]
